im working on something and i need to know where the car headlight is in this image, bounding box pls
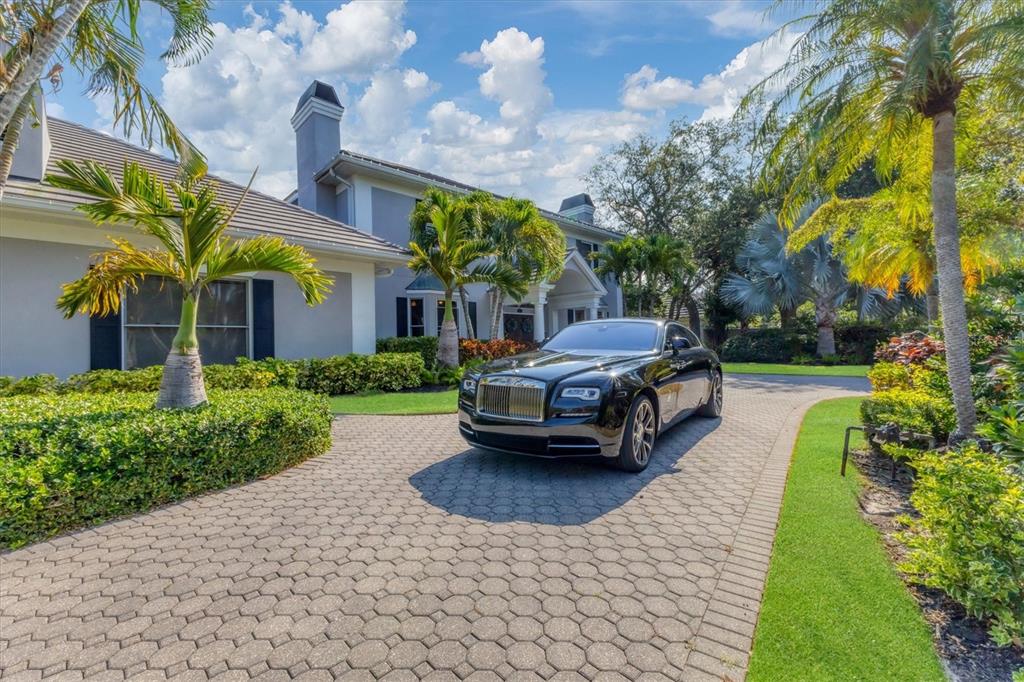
[560,387,601,401]
[462,377,477,392]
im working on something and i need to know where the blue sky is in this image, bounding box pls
[50,0,794,211]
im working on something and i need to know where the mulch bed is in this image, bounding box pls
[851,448,1024,682]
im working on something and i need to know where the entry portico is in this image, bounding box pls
[500,249,609,342]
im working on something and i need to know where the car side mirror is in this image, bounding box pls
[671,336,690,352]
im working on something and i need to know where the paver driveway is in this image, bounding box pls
[1,375,866,681]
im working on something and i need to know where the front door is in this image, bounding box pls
[503,314,534,342]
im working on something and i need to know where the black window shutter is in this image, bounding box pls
[469,302,477,337]
[396,297,408,337]
[89,311,121,370]
[252,279,275,359]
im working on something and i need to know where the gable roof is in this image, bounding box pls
[318,149,624,241]
[3,118,407,263]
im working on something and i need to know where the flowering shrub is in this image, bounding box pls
[874,332,946,365]
[459,338,533,363]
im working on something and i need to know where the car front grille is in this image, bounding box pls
[477,376,546,422]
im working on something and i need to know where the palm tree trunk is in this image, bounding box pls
[438,294,459,368]
[925,276,940,333]
[780,305,796,329]
[684,296,701,339]
[490,288,503,339]
[814,293,837,357]
[157,295,207,409]
[931,110,977,440]
[0,0,91,134]
[458,286,475,339]
[0,91,31,199]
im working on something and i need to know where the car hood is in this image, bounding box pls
[478,349,654,382]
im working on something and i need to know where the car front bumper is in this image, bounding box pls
[458,402,623,459]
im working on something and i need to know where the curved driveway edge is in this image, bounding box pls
[1,375,867,681]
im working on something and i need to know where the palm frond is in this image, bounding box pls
[202,236,332,305]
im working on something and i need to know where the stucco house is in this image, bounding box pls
[285,80,623,343]
[0,92,408,378]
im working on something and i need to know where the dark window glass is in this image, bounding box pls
[409,298,425,337]
[543,321,659,352]
[124,276,248,369]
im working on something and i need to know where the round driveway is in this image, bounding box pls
[1,375,866,681]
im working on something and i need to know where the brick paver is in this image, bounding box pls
[1,375,866,680]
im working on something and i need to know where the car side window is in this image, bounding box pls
[665,324,686,351]
[681,327,701,348]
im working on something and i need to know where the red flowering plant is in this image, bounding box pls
[459,339,535,363]
[874,332,946,366]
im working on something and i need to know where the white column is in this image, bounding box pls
[534,296,546,342]
[349,261,377,354]
[588,301,600,320]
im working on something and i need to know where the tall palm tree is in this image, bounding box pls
[745,0,1024,437]
[48,160,331,408]
[481,197,565,340]
[594,237,644,316]
[0,0,213,194]
[722,207,889,357]
[408,191,525,368]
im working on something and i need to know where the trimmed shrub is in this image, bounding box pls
[0,389,332,549]
[900,445,1024,647]
[860,388,957,441]
[459,338,533,363]
[0,373,61,395]
[296,352,424,394]
[868,362,914,392]
[377,336,439,368]
[720,329,809,363]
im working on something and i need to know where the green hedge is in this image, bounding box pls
[296,352,424,394]
[377,336,439,368]
[721,329,809,362]
[0,389,332,549]
[901,445,1024,647]
[0,358,297,396]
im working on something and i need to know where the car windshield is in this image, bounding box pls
[542,322,660,352]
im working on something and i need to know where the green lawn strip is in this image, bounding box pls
[329,389,459,415]
[723,362,870,377]
[748,397,944,682]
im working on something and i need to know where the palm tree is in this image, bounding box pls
[408,191,525,368]
[722,207,888,357]
[481,197,565,340]
[745,0,1024,437]
[594,238,644,315]
[48,160,331,408]
[0,0,213,194]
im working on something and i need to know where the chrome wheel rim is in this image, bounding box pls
[714,375,723,411]
[632,401,655,465]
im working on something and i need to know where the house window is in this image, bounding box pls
[124,277,249,369]
[436,299,460,334]
[409,297,425,337]
[567,308,588,324]
[576,240,599,269]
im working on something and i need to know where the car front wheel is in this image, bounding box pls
[617,395,656,472]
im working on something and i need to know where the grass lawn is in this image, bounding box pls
[748,397,944,681]
[329,389,459,415]
[723,362,870,377]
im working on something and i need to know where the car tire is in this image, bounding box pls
[697,371,723,418]
[617,395,656,472]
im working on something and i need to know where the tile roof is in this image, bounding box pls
[322,149,624,241]
[3,118,407,261]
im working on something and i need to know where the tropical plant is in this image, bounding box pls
[593,233,691,321]
[722,207,894,356]
[479,197,565,340]
[408,190,524,368]
[47,160,332,408]
[744,0,1024,438]
[0,0,213,195]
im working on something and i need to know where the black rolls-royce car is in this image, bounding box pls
[458,319,723,472]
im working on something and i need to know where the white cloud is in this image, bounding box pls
[159,1,419,197]
[463,28,553,132]
[705,1,773,37]
[620,30,799,119]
